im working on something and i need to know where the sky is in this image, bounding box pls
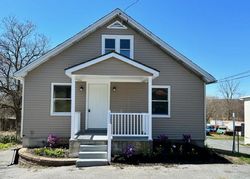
[0,0,250,97]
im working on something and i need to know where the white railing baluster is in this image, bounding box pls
[110,113,149,137]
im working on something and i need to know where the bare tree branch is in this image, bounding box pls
[0,16,49,136]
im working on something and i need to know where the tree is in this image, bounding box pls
[206,96,219,121]
[0,16,49,137]
[218,80,240,120]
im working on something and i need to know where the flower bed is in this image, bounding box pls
[32,147,69,158]
[113,134,231,165]
[19,148,76,166]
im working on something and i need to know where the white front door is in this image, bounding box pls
[87,83,109,129]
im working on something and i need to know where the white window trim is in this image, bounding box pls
[107,20,128,29]
[152,85,171,118]
[50,83,71,116]
[102,35,134,59]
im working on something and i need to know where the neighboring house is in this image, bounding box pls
[209,119,244,131]
[14,9,216,166]
[240,96,250,144]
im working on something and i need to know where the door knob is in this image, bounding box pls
[88,109,90,112]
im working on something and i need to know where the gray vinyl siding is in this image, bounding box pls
[73,57,151,76]
[23,17,205,140]
[110,82,147,113]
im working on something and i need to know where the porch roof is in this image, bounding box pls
[65,52,159,79]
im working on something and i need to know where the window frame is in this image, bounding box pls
[152,85,171,118]
[102,35,134,59]
[50,83,71,116]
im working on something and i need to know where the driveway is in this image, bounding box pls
[206,138,250,155]
[1,149,250,179]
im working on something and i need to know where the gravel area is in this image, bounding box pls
[1,148,250,179]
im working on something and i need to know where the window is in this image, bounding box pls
[105,39,115,53]
[102,35,134,58]
[120,39,130,57]
[152,86,170,117]
[51,83,71,116]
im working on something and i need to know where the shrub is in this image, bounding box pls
[34,147,65,158]
[47,134,59,148]
[183,134,191,143]
[123,144,136,158]
[0,135,20,144]
[157,134,168,142]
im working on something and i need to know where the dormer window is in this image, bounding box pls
[102,35,134,58]
[105,39,115,53]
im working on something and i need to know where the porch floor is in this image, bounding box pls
[75,134,149,141]
[75,134,108,141]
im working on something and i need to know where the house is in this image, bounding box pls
[14,9,216,166]
[240,96,250,144]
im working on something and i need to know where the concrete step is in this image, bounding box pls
[80,145,107,152]
[79,151,107,159]
[76,159,108,167]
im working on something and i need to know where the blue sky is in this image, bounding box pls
[1,0,250,97]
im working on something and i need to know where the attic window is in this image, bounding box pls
[107,20,127,29]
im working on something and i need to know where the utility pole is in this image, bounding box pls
[232,112,236,153]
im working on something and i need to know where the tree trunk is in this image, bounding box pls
[15,109,21,138]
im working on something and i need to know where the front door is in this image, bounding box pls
[87,83,108,129]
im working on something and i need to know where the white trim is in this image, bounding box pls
[75,75,149,83]
[152,85,171,118]
[107,20,128,29]
[21,79,25,138]
[65,52,158,78]
[14,8,216,83]
[85,81,88,130]
[50,83,71,116]
[204,83,206,140]
[85,81,110,129]
[71,76,76,139]
[148,77,152,140]
[101,35,134,59]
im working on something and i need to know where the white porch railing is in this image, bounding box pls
[110,112,149,137]
[74,112,81,135]
[107,111,150,163]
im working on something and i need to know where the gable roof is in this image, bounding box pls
[65,52,159,78]
[14,8,216,84]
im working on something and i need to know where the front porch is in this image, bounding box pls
[65,52,159,165]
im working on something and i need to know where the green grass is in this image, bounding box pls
[214,149,250,164]
[207,133,244,141]
[0,143,13,150]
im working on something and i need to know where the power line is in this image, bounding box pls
[218,70,250,81]
[124,0,140,12]
[218,73,250,83]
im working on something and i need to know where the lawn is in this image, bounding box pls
[215,149,250,164]
[0,131,20,150]
[207,133,244,141]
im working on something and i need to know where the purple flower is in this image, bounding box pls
[123,144,135,158]
[47,134,59,147]
[183,134,191,143]
[157,134,168,142]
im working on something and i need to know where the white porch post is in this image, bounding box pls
[70,75,76,139]
[148,77,152,140]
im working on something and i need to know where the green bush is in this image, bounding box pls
[34,147,65,158]
[0,135,20,144]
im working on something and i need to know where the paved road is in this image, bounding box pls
[206,138,250,155]
[1,149,250,179]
